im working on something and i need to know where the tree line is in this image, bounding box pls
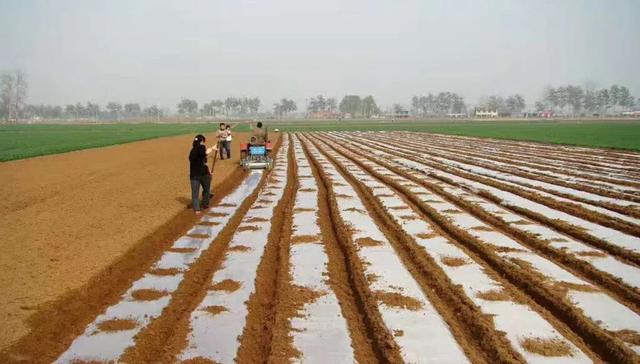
[536,84,636,116]
[411,92,467,116]
[179,97,262,117]
[3,70,639,122]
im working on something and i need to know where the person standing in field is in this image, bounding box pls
[224,124,232,159]
[189,134,217,214]
[216,122,229,160]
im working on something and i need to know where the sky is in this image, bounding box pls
[1,0,639,111]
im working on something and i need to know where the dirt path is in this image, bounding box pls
[0,131,270,352]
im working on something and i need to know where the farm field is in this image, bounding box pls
[3,131,640,363]
[234,120,640,151]
[0,123,226,161]
[0,131,261,357]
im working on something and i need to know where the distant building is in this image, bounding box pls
[395,110,409,118]
[523,110,553,118]
[540,110,553,118]
[308,111,342,119]
[474,108,498,118]
[621,111,640,117]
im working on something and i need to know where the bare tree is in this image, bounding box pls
[0,73,14,122]
[1,70,27,122]
[106,102,123,120]
[15,71,27,120]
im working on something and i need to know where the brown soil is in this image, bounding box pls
[210,279,242,293]
[375,193,394,198]
[319,133,612,363]
[308,135,519,364]
[202,305,227,316]
[0,132,262,353]
[374,291,423,311]
[244,217,269,223]
[291,234,321,244]
[366,273,380,284]
[549,282,599,296]
[355,237,384,247]
[334,193,353,199]
[181,357,219,364]
[575,251,608,258]
[476,289,512,302]
[237,225,261,232]
[95,318,138,333]
[610,329,640,345]
[149,268,182,276]
[206,212,228,217]
[120,138,280,363]
[218,203,237,207]
[471,225,495,231]
[299,188,316,192]
[186,233,209,239]
[487,244,527,253]
[416,232,437,239]
[229,245,252,252]
[511,219,533,225]
[197,221,221,226]
[520,337,574,357]
[168,247,198,253]
[293,207,314,213]
[547,237,568,242]
[131,289,168,301]
[236,139,297,364]
[300,136,402,363]
[441,256,469,267]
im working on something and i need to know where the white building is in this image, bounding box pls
[474,108,498,118]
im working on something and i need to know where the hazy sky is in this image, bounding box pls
[1,0,639,111]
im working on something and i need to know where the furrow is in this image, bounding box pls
[392,132,640,211]
[234,134,298,363]
[300,134,470,363]
[368,132,640,224]
[307,134,602,363]
[419,133,640,173]
[267,133,357,363]
[319,132,640,362]
[55,170,268,363]
[413,133,640,183]
[328,132,640,298]
[174,135,290,363]
[400,133,640,192]
[340,132,640,264]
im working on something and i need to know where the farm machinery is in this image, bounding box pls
[240,136,273,170]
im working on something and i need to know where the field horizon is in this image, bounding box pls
[2,119,640,161]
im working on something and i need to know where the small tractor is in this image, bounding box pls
[240,135,273,170]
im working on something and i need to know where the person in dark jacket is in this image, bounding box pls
[189,134,217,214]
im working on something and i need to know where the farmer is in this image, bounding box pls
[189,134,217,214]
[224,124,232,159]
[216,122,229,160]
[251,121,267,145]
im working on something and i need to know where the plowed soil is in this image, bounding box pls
[3,130,640,364]
[0,131,264,351]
